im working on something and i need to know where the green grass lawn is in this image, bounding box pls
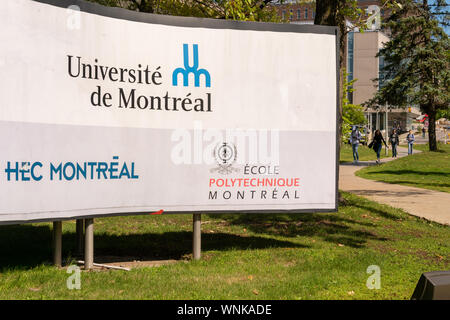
[340,143,392,163]
[405,143,450,153]
[356,143,450,193]
[0,192,448,300]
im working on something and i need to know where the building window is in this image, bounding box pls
[312,10,315,19]
[379,54,388,89]
[347,32,354,104]
[305,8,308,19]
[289,9,293,21]
[282,10,286,20]
[297,9,301,20]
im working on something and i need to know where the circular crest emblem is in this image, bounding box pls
[210,142,239,175]
[214,142,237,166]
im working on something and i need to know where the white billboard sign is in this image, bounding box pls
[0,0,339,224]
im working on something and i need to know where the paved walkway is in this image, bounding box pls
[339,146,450,226]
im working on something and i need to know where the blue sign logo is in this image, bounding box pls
[172,44,211,88]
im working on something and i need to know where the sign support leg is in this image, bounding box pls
[193,214,201,260]
[76,219,84,256]
[385,107,389,156]
[84,218,94,270]
[52,221,62,267]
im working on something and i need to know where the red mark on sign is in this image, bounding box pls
[149,210,164,215]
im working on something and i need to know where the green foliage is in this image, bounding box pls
[437,108,450,120]
[154,0,225,18]
[340,0,366,26]
[224,0,258,21]
[342,69,366,139]
[224,0,281,22]
[87,0,282,22]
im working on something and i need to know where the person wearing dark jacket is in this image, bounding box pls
[371,130,388,164]
[389,129,400,158]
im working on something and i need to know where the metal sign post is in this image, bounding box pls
[193,214,201,260]
[76,219,84,256]
[385,106,389,156]
[52,221,62,267]
[84,218,94,270]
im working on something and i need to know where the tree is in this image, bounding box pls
[367,0,449,151]
[342,70,366,130]
[342,69,367,145]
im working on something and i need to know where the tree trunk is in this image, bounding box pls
[314,0,345,205]
[314,0,346,145]
[314,0,338,26]
[428,108,437,151]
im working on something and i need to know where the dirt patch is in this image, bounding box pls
[75,255,181,271]
[283,260,296,267]
[369,245,449,266]
[414,249,450,265]
[369,243,396,255]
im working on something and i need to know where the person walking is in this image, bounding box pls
[390,129,399,158]
[349,126,362,164]
[370,130,388,164]
[422,126,426,138]
[407,130,415,155]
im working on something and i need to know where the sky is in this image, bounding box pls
[428,0,449,33]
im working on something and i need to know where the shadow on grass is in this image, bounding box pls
[349,202,404,221]
[206,210,388,249]
[353,181,450,191]
[410,148,447,154]
[340,161,375,166]
[0,224,53,271]
[365,170,450,177]
[0,224,308,271]
[346,188,431,197]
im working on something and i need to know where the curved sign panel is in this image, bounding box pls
[0,0,339,224]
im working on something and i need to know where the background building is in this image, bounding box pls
[349,30,421,134]
[274,0,421,135]
[275,0,315,24]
